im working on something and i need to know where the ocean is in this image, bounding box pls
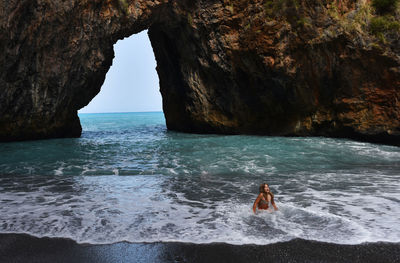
[0,112,399,245]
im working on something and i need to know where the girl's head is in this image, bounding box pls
[259,183,270,194]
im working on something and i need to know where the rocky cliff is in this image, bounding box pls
[1,0,399,145]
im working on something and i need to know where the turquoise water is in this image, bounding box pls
[0,112,399,244]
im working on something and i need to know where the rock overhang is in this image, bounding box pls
[0,0,399,145]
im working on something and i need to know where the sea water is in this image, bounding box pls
[0,112,399,245]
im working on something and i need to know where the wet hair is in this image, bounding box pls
[259,183,274,199]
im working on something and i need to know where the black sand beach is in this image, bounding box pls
[0,233,399,263]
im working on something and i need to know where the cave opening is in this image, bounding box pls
[79,30,162,114]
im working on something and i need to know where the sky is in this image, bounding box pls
[79,30,162,113]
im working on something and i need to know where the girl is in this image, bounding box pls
[252,183,278,214]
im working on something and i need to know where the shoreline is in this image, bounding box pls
[0,233,399,262]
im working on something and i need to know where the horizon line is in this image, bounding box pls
[78,110,163,114]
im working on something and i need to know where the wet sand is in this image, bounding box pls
[0,233,399,263]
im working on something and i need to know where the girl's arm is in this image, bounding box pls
[271,195,278,211]
[252,194,262,214]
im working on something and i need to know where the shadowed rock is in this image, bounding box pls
[1,0,399,145]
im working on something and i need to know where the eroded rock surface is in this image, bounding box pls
[1,0,399,145]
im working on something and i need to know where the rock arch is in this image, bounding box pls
[1,0,399,145]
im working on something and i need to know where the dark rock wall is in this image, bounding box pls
[0,0,168,141]
[1,0,399,145]
[150,0,400,145]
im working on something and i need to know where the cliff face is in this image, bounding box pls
[0,0,168,140]
[1,0,399,145]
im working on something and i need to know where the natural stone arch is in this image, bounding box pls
[79,30,161,114]
[0,0,170,140]
[1,0,399,145]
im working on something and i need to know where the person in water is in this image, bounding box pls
[252,183,278,214]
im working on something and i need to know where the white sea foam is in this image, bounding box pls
[54,163,64,176]
[0,171,399,245]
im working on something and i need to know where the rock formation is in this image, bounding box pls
[1,0,399,145]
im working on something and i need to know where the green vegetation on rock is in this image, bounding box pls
[369,0,400,40]
[370,15,400,34]
[339,2,373,34]
[118,0,129,15]
[263,0,300,17]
